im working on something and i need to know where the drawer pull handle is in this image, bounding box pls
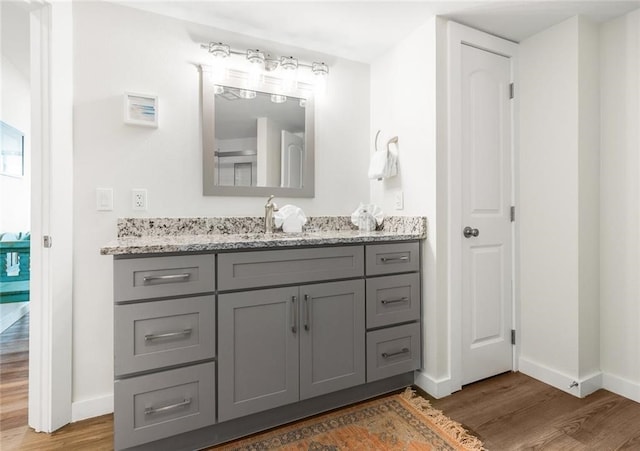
[382,347,410,359]
[381,297,409,305]
[143,273,191,283]
[145,328,193,341]
[291,296,298,334]
[380,256,409,263]
[144,398,192,415]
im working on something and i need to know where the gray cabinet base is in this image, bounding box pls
[123,372,414,451]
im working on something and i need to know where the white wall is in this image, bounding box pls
[0,1,30,232]
[577,18,600,381]
[600,9,640,402]
[370,18,448,392]
[518,16,601,393]
[72,2,370,414]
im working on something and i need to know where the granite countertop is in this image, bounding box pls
[100,216,427,256]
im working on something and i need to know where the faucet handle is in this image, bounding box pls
[265,195,278,211]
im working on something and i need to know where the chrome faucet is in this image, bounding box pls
[264,195,279,234]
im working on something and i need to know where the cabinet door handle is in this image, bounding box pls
[144,398,192,415]
[382,347,410,359]
[291,296,297,334]
[144,328,192,341]
[380,256,409,263]
[143,273,191,283]
[303,294,311,331]
[381,297,409,305]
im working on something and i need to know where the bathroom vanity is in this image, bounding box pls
[102,216,426,450]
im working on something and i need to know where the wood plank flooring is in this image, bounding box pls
[428,372,640,450]
[1,314,639,450]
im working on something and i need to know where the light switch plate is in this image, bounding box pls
[96,188,113,211]
[394,190,404,210]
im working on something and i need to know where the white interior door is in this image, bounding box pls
[281,130,303,188]
[461,43,513,385]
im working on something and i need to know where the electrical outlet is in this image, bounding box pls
[394,190,404,210]
[132,189,147,211]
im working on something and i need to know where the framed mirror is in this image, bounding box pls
[201,66,315,197]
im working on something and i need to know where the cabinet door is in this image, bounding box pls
[299,280,365,400]
[218,287,299,421]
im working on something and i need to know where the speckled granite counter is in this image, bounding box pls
[100,216,427,256]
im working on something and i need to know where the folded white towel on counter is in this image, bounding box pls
[274,205,307,233]
[351,203,384,231]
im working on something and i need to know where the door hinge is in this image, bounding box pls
[509,83,515,99]
[510,206,515,222]
[43,235,52,248]
[511,329,516,345]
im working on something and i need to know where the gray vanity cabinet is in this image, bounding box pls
[218,279,365,422]
[111,240,421,450]
[217,286,300,422]
[299,280,365,400]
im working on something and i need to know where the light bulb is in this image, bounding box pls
[208,42,230,82]
[238,89,256,100]
[271,94,287,104]
[246,49,265,87]
[280,56,298,92]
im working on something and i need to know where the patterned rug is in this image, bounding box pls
[215,388,485,450]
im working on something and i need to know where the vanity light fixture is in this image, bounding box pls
[238,89,257,100]
[202,41,329,89]
[270,94,287,104]
[280,56,298,91]
[213,85,225,95]
[280,56,298,71]
[246,49,265,86]
[209,42,230,58]
[208,42,231,82]
[311,62,329,77]
[246,49,266,66]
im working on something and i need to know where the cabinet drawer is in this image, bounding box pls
[114,362,215,450]
[114,254,215,302]
[114,296,215,377]
[366,322,421,382]
[218,246,364,290]
[366,273,420,328]
[365,242,419,276]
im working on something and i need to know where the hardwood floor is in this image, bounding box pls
[1,315,639,450]
[428,372,640,450]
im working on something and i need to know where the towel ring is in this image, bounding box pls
[374,130,382,152]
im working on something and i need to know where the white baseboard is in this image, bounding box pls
[602,373,640,403]
[519,356,602,398]
[71,394,113,422]
[413,370,452,399]
[579,372,603,397]
[0,302,30,334]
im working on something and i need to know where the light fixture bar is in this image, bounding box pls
[201,42,329,76]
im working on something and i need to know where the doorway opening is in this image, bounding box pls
[0,0,33,439]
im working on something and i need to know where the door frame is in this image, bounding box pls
[447,22,519,392]
[28,1,73,432]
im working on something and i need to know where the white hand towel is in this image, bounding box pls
[368,135,398,180]
[274,205,307,233]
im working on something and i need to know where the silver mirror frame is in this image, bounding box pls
[201,65,315,197]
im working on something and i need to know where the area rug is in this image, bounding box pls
[215,388,485,450]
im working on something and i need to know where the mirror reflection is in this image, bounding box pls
[214,87,306,189]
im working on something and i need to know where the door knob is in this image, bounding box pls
[463,226,479,238]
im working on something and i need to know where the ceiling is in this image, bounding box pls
[117,0,640,63]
